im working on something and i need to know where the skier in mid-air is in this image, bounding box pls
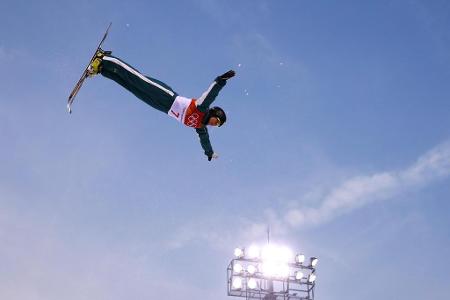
[87,49,235,161]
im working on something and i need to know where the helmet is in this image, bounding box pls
[207,106,227,127]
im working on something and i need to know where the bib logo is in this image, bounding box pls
[186,113,200,127]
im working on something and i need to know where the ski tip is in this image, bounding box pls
[67,103,72,114]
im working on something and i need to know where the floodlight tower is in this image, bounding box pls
[226,241,317,300]
[265,227,275,300]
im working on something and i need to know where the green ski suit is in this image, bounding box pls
[100,55,228,159]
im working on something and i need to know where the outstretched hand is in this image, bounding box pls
[219,70,235,81]
[207,153,219,161]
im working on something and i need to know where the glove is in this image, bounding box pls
[207,153,219,161]
[218,70,235,81]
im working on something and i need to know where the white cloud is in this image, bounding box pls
[166,205,295,254]
[285,141,450,227]
[169,141,450,248]
[166,212,281,252]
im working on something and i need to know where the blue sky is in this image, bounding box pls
[1,0,450,299]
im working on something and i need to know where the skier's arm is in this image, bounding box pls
[197,70,235,112]
[195,127,215,160]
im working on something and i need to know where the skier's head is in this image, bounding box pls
[206,106,227,127]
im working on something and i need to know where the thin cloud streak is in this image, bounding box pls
[285,141,450,227]
[168,141,450,249]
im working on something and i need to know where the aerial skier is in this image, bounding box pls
[85,48,235,161]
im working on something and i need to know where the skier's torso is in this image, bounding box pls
[168,96,206,128]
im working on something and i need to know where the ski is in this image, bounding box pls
[67,22,112,113]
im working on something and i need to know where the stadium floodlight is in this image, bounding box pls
[234,248,244,258]
[247,245,260,259]
[261,260,276,278]
[232,277,243,289]
[295,254,305,264]
[260,245,293,278]
[227,243,318,300]
[261,261,290,278]
[233,263,243,274]
[279,264,290,278]
[247,265,257,275]
[295,271,304,280]
[247,278,257,289]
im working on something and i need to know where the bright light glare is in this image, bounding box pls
[295,254,305,264]
[261,261,290,278]
[261,245,293,263]
[234,248,244,258]
[260,245,293,278]
[248,278,257,289]
[233,263,243,273]
[232,277,242,289]
[279,264,290,278]
[247,245,260,259]
[311,257,318,267]
[295,271,304,280]
[247,265,257,275]
[261,261,276,277]
[308,274,317,283]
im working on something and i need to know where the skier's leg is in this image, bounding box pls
[100,55,176,113]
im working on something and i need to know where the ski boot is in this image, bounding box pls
[87,48,112,77]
